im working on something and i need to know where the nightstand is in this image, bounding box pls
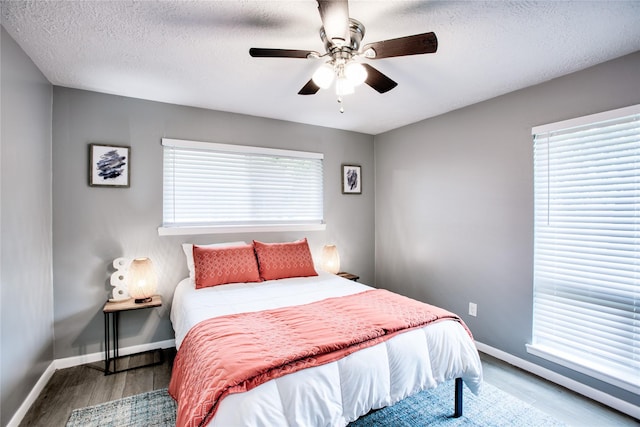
[103,295,164,375]
[337,272,359,282]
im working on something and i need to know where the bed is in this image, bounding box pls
[169,240,482,427]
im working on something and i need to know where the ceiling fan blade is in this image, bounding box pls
[317,0,350,46]
[298,79,321,95]
[249,48,319,59]
[362,32,438,59]
[362,64,397,94]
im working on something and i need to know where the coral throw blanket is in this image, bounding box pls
[169,289,470,427]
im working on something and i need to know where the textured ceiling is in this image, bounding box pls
[2,1,640,135]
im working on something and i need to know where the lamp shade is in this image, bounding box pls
[127,257,157,303]
[320,245,341,274]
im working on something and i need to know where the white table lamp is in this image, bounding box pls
[321,244,341,274]
[127,257,157,303]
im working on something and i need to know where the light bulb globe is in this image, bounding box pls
[312,64,335,89]
[345,62,368,86]
[335,76,355,96]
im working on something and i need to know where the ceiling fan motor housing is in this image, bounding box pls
[320,18,366,60]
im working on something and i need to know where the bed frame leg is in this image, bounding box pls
[454,377,463,418]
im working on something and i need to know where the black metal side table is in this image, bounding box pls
[103,295,164,375]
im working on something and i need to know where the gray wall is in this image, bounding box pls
[0,26,54,426]
[374,51,640,406]
[52,87,375,359]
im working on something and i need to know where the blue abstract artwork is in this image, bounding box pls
[97,150,126,179]
[90,144,130,187]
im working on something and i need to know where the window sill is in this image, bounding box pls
[526,344,639,395]
[158,223,326,236]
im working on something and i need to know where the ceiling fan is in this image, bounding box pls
[249,0,438,111]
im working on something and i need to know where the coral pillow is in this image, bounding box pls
[193,244,261,289]
[253,238,318,281]
[183,241,246,286]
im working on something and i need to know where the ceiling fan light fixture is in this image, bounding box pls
[335,76,354,96]
[344,61,367,86]
[312,63,335,89]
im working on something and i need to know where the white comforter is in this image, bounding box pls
[171,271,483,426]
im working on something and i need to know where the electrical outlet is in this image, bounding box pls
[468,302,477,317]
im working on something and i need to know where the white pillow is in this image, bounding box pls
[182,241,246,286]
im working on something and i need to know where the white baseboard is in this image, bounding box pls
[476,341,640,420]
[54,339,175,370]
[6,361,57,427]
[6,339,175,427]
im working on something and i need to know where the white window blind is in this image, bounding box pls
[529,104,640,394]
[160,138,324,235]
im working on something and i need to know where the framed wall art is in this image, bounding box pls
[342,164,361,194]
[89,143,130,187]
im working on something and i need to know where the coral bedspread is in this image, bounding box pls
[169,289,471,427]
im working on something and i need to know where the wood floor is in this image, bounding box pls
[19,350,638,426]
[19,350,176,427]
[480,354,638,427]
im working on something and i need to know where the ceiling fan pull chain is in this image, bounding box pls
[338,96,345,113]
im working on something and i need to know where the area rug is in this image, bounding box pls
[66,381,565,426]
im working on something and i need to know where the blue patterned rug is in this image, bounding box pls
[66,380,564,426]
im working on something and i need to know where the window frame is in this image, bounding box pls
[159,138,326,236]
[527,104,640,395]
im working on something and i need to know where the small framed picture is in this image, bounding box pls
[342,164,362,194]
[89,144,130,187]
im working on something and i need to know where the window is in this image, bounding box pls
[528,104,640,394]
[160,138,325,235]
